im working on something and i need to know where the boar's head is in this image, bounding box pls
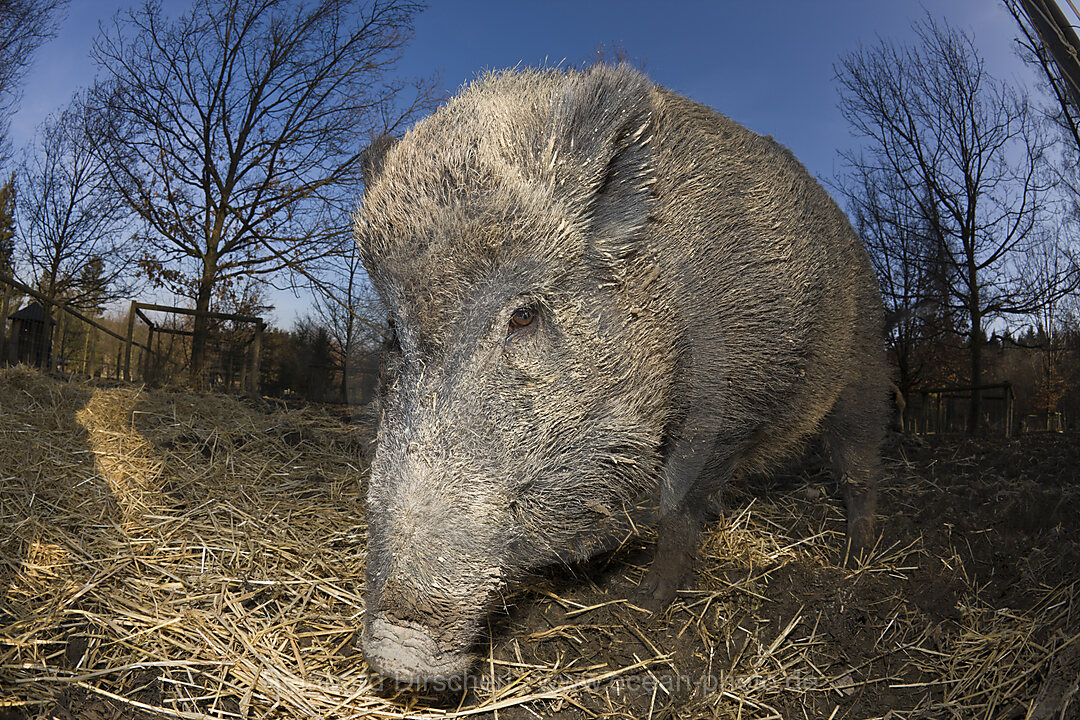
[355,66,677,684]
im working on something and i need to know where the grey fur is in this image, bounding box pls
[355,64,888,684]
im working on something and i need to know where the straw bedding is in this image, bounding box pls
[1,367,1077,719]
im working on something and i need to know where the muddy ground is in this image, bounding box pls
[473,432,1080,719]
[387,431,1074,720]
[1,371,1077,719]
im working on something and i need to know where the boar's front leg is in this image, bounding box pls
[822,381,885,565]
[637,428,729,612]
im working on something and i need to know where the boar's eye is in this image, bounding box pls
[507,306,535,337]
[384,317,400,352]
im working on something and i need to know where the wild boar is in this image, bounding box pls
[355,64,888,684]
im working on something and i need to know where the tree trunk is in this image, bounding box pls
[339,357,349,404]
[340,314,354,404]
[189,259,216,389]
[0,281,10,365]
[896,333,912,397]
[225,343,234,390]
[965,241,982,434]
[968,306,982,434]
[53,306,67,374]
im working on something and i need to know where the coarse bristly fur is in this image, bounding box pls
[355,63,888,684]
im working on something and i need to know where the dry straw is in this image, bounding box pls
[1,367,1076,719]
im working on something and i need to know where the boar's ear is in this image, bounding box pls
[361,134,398,188]
[551,65,655,262]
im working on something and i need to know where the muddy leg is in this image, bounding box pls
[637,500,705,612]
[824,386,885,565]
[637,430,728,612]
[838,456,877,564]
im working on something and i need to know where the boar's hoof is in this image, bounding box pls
[363,617,471,685]
[635,549,695,614]
[842,517,876,568]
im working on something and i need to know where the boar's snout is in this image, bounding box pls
[362,570,488,684]
[362,467,506,684]
[363,616,472,685]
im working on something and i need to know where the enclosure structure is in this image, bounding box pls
[6,302,54,368]
[124,301,265,394]
[0,273,266,391]
[1020,411,1066,433]
[907,383,1016,437]
[0,272,152,378]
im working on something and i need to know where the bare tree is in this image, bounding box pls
[0,0,69,156]
[837,15,1047,432]
[839,161,952,394]
[1018,227,1080,418]
[18,92,134,313]
[91,0,437,387]
[311,235,385,404]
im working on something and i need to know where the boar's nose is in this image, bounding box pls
[363,616,472,685]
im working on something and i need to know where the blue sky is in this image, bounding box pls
[7,1,1040,326]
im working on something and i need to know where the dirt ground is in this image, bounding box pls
[476,432,1080,719]
[1,370,1078,719]
[423,430,1077,720]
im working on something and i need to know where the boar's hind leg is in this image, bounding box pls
[637,431,729,612]
[823,384,885,566]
